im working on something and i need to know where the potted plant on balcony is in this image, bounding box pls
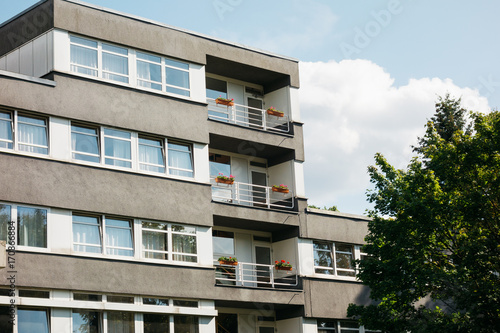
[275,260,292,271]
[266,106,284,117]
[215,96,234,106]
[272,184,289,193]
[218,256,238,265]
[215,173,235,185]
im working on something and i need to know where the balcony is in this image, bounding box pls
[211,178,294,210]
[207,98,290,133]
[215,261,298,289]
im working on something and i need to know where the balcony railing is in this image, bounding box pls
[215,261,298,289]
[211,178,294,209]
[207,98,290,133]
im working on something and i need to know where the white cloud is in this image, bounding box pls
[300,60,490,214]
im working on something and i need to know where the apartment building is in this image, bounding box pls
[0,1,373,332]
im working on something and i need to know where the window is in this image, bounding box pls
[0,111,13,149]
[136,52,162,90]
[104,128,132,168]
[70,35,98,76]
[142,222,197,263]
[173,300,198,308]
[0,204,11,242]
[0,306,13,333]
[73,310,100,333]
[139,136,165,173]
[107,311,134,333]
[313,241,357,277]
[168,141,193,177]
[72,215,133,257]
[143,298,169,306]
[18,290,50,298]
[0,110,48,155]
[17,206,47,248]
[17,114,48,154]
[107,295,134,303]
[165,59,190,97]
[209,153,231,177]
[73,215,102,253]
[70,35,191,97]
[74,293,102,302]
[174,316,198,333]
[71,124,100,163]
[18,308,49,333]
[102,43,129,83]
[144,314,170,333]
[212,230,234,256]
[105,218,133,256]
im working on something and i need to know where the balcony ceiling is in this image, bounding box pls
[209,134,295,167]
[206,55,290,93]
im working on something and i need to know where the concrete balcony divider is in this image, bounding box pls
[207,98,290,133]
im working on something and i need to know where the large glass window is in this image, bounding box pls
[0,111,13,149]
[139,136,165,173]
[70,35,191,97]
[71,124,100,163]
[72,310,100,333]
[70,36,98,76]
[17,115,48,155]
[73,215,102,253]
[0,306,13,333]
[137,52,162,91]
[144,313,170,333]
[142,221,168,260]
[107,312,134,333]
[18,308,49,333]
[0,204,11,242]
[105,218,133,257]
[209,153,231,177]
[104,128,132,168]
[212,230,234,256]
[314,241,357,277]
[142,222,197,263]
[168,142,193,177]
[165,59,190,97]
[17,206,47,248]
[102,43,129,83]
[174,316,198,333]
[172,225,197,262]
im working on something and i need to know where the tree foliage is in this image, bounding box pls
[347,96,500,332]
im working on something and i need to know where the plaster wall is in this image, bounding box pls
[0,153,213,226]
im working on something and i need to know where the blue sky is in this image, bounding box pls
[1,0,498,214]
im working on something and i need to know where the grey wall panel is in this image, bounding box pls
[0,154,212,226]
[303,210,369,245]
[0,75,209,144]
[0,0,54,56]
[0,252,215,298]
[304,279,373,318]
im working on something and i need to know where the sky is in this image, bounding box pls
[1,0,498,215]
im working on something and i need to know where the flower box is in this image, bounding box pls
[275,266,292,271]
[219,260,238,266]
[215,98,234,106]
[215,178,234,185]
[272,187,289,193]
[266,108,284,117]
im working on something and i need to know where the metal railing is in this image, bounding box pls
[211,178,294,209]
[207,98,290,133]
[215,261,298,289]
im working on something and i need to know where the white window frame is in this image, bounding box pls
[71,123,100,163]
[0,202,51,252]
[69,121,195,179]
[72,214,134,258]
[0,109,49,156]
[138,135,166,173]
[313,240,361,279]
[141,221,198,264]
[69,34,192,98]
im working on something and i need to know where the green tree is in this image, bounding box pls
[347,97,500,332]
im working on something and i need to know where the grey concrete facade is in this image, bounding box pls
[0,1,375,332]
